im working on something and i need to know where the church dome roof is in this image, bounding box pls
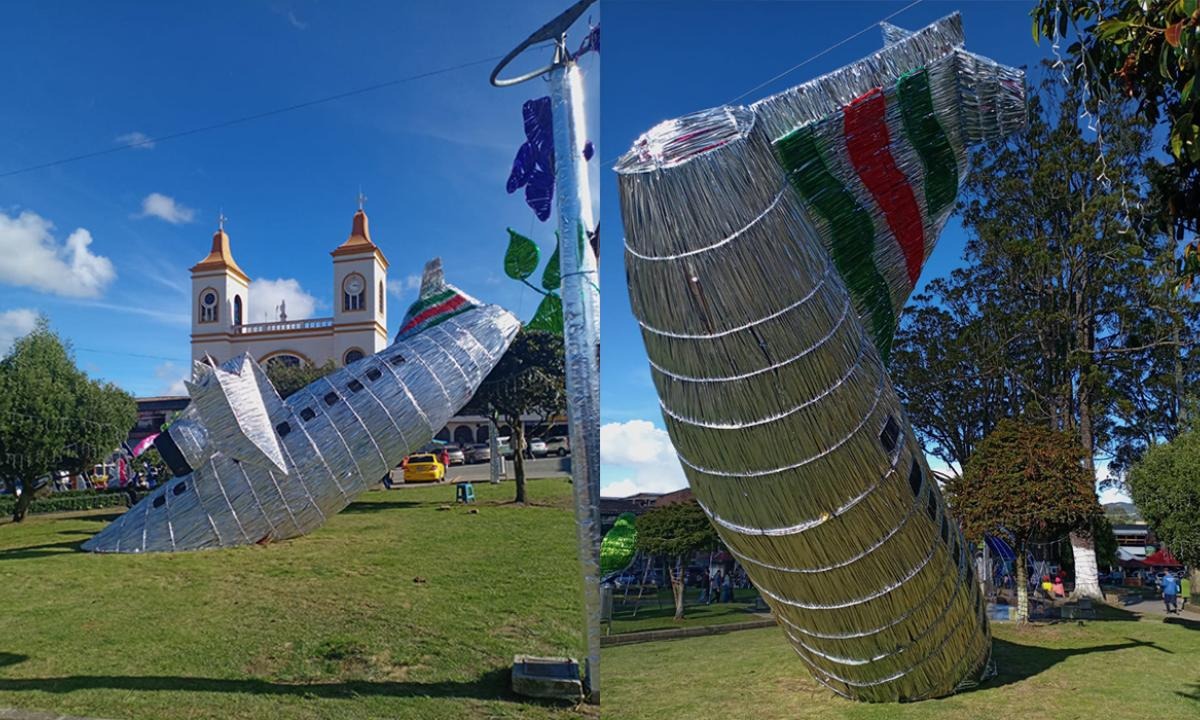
[331,208,389,268]
[191,225,248,282]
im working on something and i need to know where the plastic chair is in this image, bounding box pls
[455,482,475,504]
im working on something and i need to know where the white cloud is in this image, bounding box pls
[600,419,689,497]
[286,10,307,29]
[137,193,195,224]
[115,131,155,149]
[0,210,116,298]
[154,361,190,396]
[0,308,38,356]
[249,278,319,321]
[387,274,422,299]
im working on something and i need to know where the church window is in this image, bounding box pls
[379,281,385,313]
[343,274,365,311]
[233,295,243,326]
[199,289,218,323]
[344,348,365,365]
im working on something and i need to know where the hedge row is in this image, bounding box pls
[0,492,129,516]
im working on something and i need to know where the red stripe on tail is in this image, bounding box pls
[843,88,925,286]
[400,294,468,334]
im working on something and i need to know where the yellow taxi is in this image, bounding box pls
[403,454,445,483]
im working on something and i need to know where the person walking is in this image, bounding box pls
[721,573,733,603]
[1162,572,1181,614]
[708,572,720,605]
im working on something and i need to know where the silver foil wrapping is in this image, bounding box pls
[615,14,1025,702]
[550,60,603,700]
[83,260,520,553]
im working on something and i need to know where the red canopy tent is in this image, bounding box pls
[1143,548,1184,568]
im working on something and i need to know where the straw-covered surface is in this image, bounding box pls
[615,13,1024,702]
[83,261,520,554]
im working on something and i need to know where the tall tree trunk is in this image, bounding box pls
[1072,306,1104,600]
[1015,549,1030,624]
[11,489,30,523]
[12,478,33,522]
[511,418,527,504]
[671,556,685,621]
[1173,322,1186,437]
[1069,532,1103,599]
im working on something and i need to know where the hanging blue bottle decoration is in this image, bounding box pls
[506,96,555,221]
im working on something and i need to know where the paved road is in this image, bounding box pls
[1119,594,1200,620]
[447,455,571,482]
[389,455,571,486]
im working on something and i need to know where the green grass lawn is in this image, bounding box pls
[603,605,1200,720]
[0,478,592,720]
[609,588,765,634]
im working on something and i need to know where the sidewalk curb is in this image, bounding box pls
[0,708,116,720]
[601,617,776,647]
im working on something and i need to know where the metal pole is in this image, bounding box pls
[548,49,601,703]
[488,418,502,484]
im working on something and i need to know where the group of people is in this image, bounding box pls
[1039,573,1068,598]
[697,567,750,604]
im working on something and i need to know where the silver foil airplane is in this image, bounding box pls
[83,259,519,553]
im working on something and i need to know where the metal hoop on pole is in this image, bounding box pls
[489,0,595,87]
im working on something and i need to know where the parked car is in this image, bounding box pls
[497,437,514,459]
[544,436,570,456]
[466,443,491,464]
[444,444,465,466]
[527,438,547,458]
[403,454,445,483]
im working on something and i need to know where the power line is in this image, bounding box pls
[725,0,924,105]
[602,0,924,169]
[0,54,505,180]
[74,347,191,363]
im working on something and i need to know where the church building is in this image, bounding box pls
[189,206,389,368]
[176,203,562,453]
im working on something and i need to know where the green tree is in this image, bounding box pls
[948,420,1102,622]
[0,319,136,522]
[469,329,564,503]
[634,500,719,621]
[264,359,336,400]
[892,271,1031,474]
[1033,0,1200,263]
[1128,429,1200,602]
[131,447,173,484]
[894,70,1192,597]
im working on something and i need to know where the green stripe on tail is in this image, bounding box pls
[775,126,897,362]
[897,69,959,218]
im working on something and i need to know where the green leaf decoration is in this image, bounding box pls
[504,229,539,281]
[526,293,563,334]
[541,234,561,291]
[600,512,639,578]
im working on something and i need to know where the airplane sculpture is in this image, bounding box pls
[83,259,519,553]
[615,14,1025,702]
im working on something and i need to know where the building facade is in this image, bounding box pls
[177,206,566,452]
[190,208,388,368]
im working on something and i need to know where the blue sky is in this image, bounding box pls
[0,0,599,396]
[597,1,1116,498]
